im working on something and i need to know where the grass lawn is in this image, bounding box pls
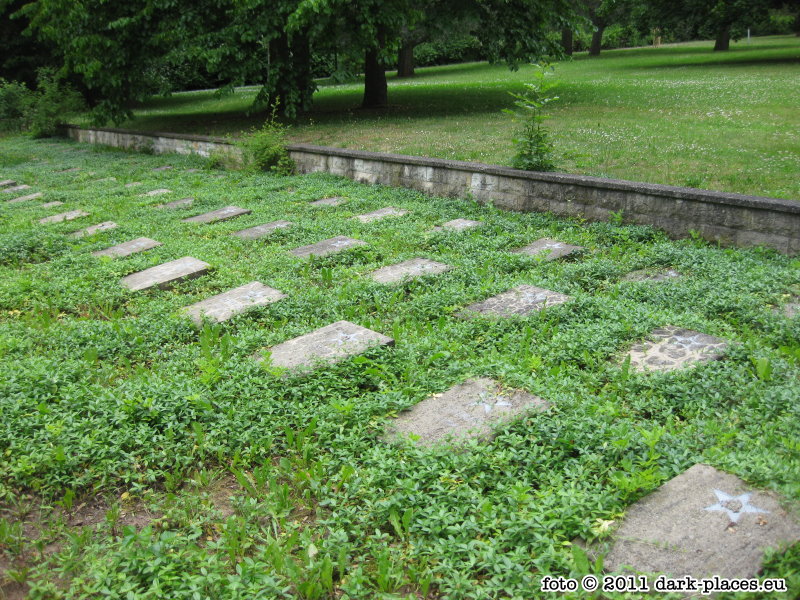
[115,35,800,200]
[1,136,799,598]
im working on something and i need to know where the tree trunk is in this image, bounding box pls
[397,42,415,78]
[589,26,604,56]
[561,28,573,56]
[362,44,388,108]
[714,24,731,51]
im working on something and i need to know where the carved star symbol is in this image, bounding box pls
[704,489,768,523]
[333,332,361,346]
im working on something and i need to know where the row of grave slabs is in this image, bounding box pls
[4,168,800,593]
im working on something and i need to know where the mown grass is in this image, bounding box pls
[114,35,800,200]
[0,136,799,599]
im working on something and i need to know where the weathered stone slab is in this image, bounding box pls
[41,201,64,208]
[256,320,393,370]
[182,281,286,324]
[290,236,366,259]
[0,180,17,188]
[125,182,142,188]
[121,256,210,291]
[3,184,31,194]
[58,167,80,173]
[354,207,408,223]
[71,221,118,238]
[385,377,549,446]
[142,188,171,197]
[602,464,800,581]
[623,268,682,282]
[432,218,483,232]
[157,197,194,210]
[232,220,293,239]
[182,205,251,224]
[39,210,89,224]
[463,285,572,317]
[371,258,452,284]
[513,238,584,261]
[93,237,162,258]
[624,326,728,372]
[309,197,346,207]
[153,166,173,172]
[782,302,799,318]
[7,192,43,204]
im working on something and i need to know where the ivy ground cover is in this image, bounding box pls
[0,137,799,599]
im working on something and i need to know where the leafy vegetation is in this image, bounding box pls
[0,136,798,598]
[505,64,559,172]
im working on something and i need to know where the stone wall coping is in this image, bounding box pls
[64,125,798,215]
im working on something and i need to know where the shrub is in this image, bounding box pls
[24,69,85,138]
[0,79,34,132]
[505,63,559,172]
[238,104,294,175]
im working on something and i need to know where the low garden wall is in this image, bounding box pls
[65,125,799,255]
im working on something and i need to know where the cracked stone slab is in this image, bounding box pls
[41,201,64,208]
[3,184,31,194]
[463,285,572,317]
[232,220,293,239]
[142,188,171,197]
[0,180,16,188]
[121,256,210,291]
[93,237,162,258]
[432,218,483,232]
[157,197,193,209]
[39,210,89,224]
[353,207,408,223]
[181,206,251,224]
[623,268,682,282]
[384,377,549,446]
[309,197,346,207]
[601,464,800,581]
[71,221,118,238]
[182,281,286,324]
[7,192,43,204]
[371,258,452,284]
[624,326,728,372]
[289,236,366,259]
[513,238,584,261]
[255,320,393,371]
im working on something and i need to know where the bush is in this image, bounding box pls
[238,105,294,175]
[505,64,559,172]
[0,79,34,132]
[414,35,484,67]
[0,70,84,137]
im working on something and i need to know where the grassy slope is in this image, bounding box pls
[0,138,799,598]
[117,35,800,199]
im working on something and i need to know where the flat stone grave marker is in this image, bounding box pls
[121,256,210,291]
[371,258,452,284]
[182,281,286,324]
[93,177,117,183]
[142,188,171,197]
[290,236,366,259]
[463,285,572,317]
[185,168,201,173]
[432,218,483,232]
[8,192,43,204]
[601,464,800,581]
[353,207,408,223]
[3,184,31,194]
[153,166,173,172]
[157,197,194,210]
[623,268,682,282]
[384,377,549,446]
[125,182,142,188]
[41,201,64,208]
[776,296,798,319]
[309,197,346,207]
[513,238,584,261]
[93,237,162,258]
[232,220,293,240]
[58,168,80,173]
[256,320,393,371]
[182,205,251,224]
[624,326,728,372]
[0,180,16,188]
[39,210,89,225]
[71,221,118,238]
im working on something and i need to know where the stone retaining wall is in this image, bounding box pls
[65,125,799,254]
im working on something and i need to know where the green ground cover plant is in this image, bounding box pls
[0,136,798,598]
[113,35,800,200]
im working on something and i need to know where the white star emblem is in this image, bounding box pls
[704,489,768,523]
